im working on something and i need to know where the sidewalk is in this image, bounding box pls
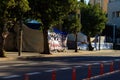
[0,50,120,61]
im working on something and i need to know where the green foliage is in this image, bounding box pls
[62,13,81,34]
[28,0,77,28]
[80,4,107,36]
[0,0,30,57]
[8,0,30,20]
[0,0,30,24]
[80,0,85,3]
[62,1,82,34]
[28,0,78,53]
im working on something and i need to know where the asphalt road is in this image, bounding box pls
[0,55,120,80]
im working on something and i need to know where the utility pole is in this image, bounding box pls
[113,24,116,49]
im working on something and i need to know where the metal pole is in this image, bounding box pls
[98,34,101,50]
[113,24,115,43]
[113,24,116,49]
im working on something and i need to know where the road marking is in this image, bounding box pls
[92,63,100,65]
[115,59,120,61]
[0,65,9,68]
[45,69,54,72]
[12,64,26,66]
[102,61,110,63]
[74,66,82,68]
[82,70,120,80]
[2,75,20,79]
[59,67,71,70]
[28,63,39,65]
[27,72,41,75]
[84,64,91,66]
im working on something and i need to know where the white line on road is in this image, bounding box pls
[58,67,71,70]
[12,64,26,66]
[45,69,54,72]
[114,59,120,61]
[2,75,20,79]
[102,61,110,63]
[92,63,100,65]
[28,63,39,65]
[27,72,41,75]
[84,64,91,66]
[74,66,82,68]
[82,70,120,80]
[0,65,9,68]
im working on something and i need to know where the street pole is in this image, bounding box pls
[98,33,101,50]
[113,24,116,49]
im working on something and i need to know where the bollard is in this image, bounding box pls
[24,74,29,80]
[87,65,92,79]
[110,61,114,72]
[72,67,76,80]
[52,70,56,80]
[100,63,104,75]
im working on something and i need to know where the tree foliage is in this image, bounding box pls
[62,12,81,34]
[0,0,30,57]
[62,11,82,52]
[81,4,107,37]
[28,0,78,54]
[80,4,107,50]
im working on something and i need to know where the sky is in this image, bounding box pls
[78,0,89,4]
[86,0,89,4]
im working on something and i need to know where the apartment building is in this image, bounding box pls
[107,0,120,26]
[107,0,120,49]
[89,0,109,13]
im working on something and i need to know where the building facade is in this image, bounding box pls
[89,0,109,13]
[107,0,120,27]
[107,0,120,49]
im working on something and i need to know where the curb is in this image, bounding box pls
[82,70,120,80]
[0,57,17,61]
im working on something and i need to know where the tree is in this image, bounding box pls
[10,0,30,56]
[62,10,82,52]
[0,0,30,57]
[80,0,85,3]
[80,4,107,50]
[28,0,77,54]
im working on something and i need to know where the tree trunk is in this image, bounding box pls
[0,30,5,57]
[75,33,78,52]
[87,36,94,51]
[41,27,50,54]
[18,19,23,56]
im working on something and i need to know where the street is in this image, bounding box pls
[0,51,120,80]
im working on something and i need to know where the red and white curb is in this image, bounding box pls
[82,70,120,80]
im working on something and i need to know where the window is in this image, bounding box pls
[112,12,115,18]
[116,11,120,17]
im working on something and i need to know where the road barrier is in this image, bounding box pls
[110,61,114,72]
[72,67,76,80]
[100,63,104,75]
[21,61,120,80]
[87,65,92,79]
[24,74,29,80]
[52,70,56,80]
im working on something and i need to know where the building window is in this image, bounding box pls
[112,12,115,18]
[116,11,120,17]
